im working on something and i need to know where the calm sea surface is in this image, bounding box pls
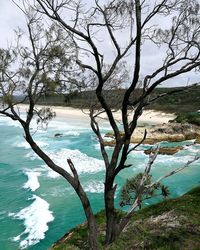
[0,114,199,249]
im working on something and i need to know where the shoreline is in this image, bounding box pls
[17,104,176,126]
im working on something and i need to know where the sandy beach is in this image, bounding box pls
[17,104,175,125]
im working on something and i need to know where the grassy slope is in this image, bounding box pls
[51,186,200,250]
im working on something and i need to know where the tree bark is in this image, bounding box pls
[104,174,118,244]
[76,184,99,250]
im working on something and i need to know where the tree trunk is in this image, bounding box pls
[86,212,99,250]
[104,176,118,244]
[76,183,99,250]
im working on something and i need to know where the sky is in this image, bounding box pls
[0,0,199,87]
[0,0,26,47]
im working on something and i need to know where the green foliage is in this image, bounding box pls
[175,112,200,126]
[149,86,200,113]
[0,49,13,71]
[35,107,56,127]
[19,68,32,79]
[64,90,79,104]
[119,173,169,207]
[120,173,151,207]
[40,85,200,112]
[2,94,13,105]
[41,73,58,92]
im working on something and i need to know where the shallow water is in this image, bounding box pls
[0,114,200,249]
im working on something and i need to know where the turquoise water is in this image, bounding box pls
[0,114,200,250]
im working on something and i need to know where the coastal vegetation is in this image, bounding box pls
[28,85,200,114]
[174,112,200,126]
[0,1,200,249]
[51,186,200,249]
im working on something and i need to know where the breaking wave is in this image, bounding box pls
[9,195,54,249]
[23,170,41,192]
[42,148,105,178]
[14,140,48,149]
[83,181,104,193]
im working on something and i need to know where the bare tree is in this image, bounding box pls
[1,0,200,249]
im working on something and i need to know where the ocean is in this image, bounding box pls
[0,113,200,250]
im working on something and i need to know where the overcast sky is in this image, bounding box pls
[0,0,199,87]
[0,1,25,47]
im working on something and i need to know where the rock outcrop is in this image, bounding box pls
[131,123,200,144]
[104,123,200,148]
[144,146,183,155]
[54,133,63,137]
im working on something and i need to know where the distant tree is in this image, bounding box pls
[1,0,200,249]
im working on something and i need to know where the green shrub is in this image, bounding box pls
[175,112,200,126]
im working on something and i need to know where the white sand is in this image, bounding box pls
[17,104,175,126]
[136,110,175,125]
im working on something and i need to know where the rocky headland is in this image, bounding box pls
[104,122,200,154]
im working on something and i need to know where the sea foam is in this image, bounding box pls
[23,170,41,192]
[10,195,54,249]
[15,140,48,149]
[43,148,105,178]
[25,151,40,160]
[64,131,80,136]
[84,181,104,193]
[0,117,21,128]
[48,120,89,131]
[156,154,195,165]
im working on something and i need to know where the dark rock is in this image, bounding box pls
[54,133,63,137]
